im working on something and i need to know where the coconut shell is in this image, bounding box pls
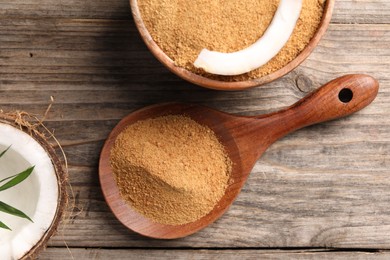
[0,112,68,260]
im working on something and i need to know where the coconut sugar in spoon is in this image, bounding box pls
[99,74,378,239]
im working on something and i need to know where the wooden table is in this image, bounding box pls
[1,0,389,259]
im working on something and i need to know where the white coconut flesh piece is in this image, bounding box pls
[194,0,303,76]
[0,123,58,260]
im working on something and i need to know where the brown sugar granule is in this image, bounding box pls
[110,115,232,225]
[138,0,325,81]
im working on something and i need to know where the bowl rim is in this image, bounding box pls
[130,0,335,91]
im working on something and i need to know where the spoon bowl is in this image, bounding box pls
[99,74,379,238]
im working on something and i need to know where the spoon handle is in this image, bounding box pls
[255,74,379,144]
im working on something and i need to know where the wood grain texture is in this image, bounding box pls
[0,0,388,24]
[0,0,389,257]
[38,249,390,260]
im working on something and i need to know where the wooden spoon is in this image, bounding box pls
[99,74,379,239]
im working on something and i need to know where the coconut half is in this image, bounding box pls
[0,114,67,260]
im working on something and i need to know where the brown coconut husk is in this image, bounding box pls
[0,111,69,260]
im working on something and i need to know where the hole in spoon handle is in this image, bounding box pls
[254,74,379,144]
[296,74,379,126]
[338,88,353,103]
[238,75,379,159]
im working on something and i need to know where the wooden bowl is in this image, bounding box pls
[130,0,335,90]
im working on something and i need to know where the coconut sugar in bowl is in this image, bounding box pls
[130,0,335,90]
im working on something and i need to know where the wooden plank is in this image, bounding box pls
[0,20,388,96]
[0,0,388,24]
[0,0,389,253]
[46,148,390,249]
[0,18,389,248]
[0,0,130,20]
[333,0,390,24]
[38,248,390,259]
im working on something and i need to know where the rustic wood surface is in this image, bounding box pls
[0,0,389,259]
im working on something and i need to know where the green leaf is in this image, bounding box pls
[0,145,11,158]
[0,201,33,222]
[0,166,35,192]
[0,173,19,184]
[0,220,11,230]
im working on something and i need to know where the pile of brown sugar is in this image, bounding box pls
[110,115,232,225]
[138,0,325,81]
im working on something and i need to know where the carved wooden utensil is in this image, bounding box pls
[99,74,378,239]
